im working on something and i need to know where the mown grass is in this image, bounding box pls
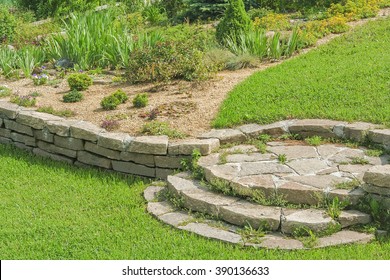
[213,17,390,128]
[0,144,389,259]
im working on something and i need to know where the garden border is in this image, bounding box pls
[0,100,389,208]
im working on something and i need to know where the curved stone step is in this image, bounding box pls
[166,174,371,233]
[196,143,384,206]
[144,185,374,250]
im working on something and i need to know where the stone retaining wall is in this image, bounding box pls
[1,101,390,186]
[0,101,219,179]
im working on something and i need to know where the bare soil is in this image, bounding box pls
[1,8,389,138]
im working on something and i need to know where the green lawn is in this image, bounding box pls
[213,17,390,128]
[0,144,389,259]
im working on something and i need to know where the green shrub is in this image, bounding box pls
[112,89,128,104]
[132,93,148,108]
[126,41,216,83]
[37,106,75,117]
[63,90,83,103]
[0,5,16,43]
[141,121,186,138]
[67,73,93,91]
[100,95,121,110]
[216,0,253,46]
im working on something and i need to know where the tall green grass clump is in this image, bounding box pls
[46,9,163,70]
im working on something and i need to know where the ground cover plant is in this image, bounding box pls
[1,144,389,259]
[213,17,390,128]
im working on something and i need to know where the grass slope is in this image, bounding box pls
[213,17,390,128]
[0,144,389,259]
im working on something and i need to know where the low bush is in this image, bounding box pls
[37,106,75,117]
[67,73,93,91]
[126,41,216,83]
[100,119,120,131]
[253,12,291,31]
[141,121,186,138]
[112,89,128,104]
[132,93,148,108]
[32,74,48,86]
[0,85,12,97]
[0,5,16,43]
[63,90,83,103]
[100,95,121,110]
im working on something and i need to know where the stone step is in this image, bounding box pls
[144,185,374,250]
[166,174,371,234]
[197,146,373,206]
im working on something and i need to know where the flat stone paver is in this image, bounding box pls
[316,230,374,248]
[239,162,295,176]
[281,209,336,234]
[268,145,318,159]
[285,175,350,190]
[287,158,330,175]
[179,223,243,244]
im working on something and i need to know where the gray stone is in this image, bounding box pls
[220,200,281,231]
[339,164,372,175]
[277,181,323,205]
[156,168,175,179]
[328,188,366,205]
[363,165,390,188]
[84,141,120,160]
[238,123,264,138]
[329,148,365,163]
[316,230,373,248]
[0,136,12,144]
[147,201,175,217]
[33,148,74,165]
[253,233,304,250]
[221,144,259,154]
[338,210,371,228]
[16,110,62,129]
[362,184,390,196]
[167,175,199,197]
[239,162,294,176]
[333,124,345,138]
[37,140,77,158]
[281,209,336,234]
[127,136,168,155]
[46,119,80,136]
[54,135,84,150]
[226,153,275,163]
[287,158,329,175]
[158,212,192,227]
[0,128,11,138]
[345,122,381,142]
[4,119,33,136]
[97,132,133,151]
[198,129,246,144]
[155,155,187,169]
[317,145,343,159]
[10,132,36,146]
[34,128,54,143]
[231,175,276,197]
[143,186,165,202]
[268,145,318,160]
[120,152,155,167]
[71,121,105,142]
[0,101,19,119]
[77,151,112,169]
[286,175,349,190]
[180,187,240,217]
[179,223,242,244]
[168,138,220,156]
[112,160,155,177]
[317,166,339,175]
[198,153,220,167]
[203,164,240,182]
[368,129,390,147]
[289,119,345,138]
[260,121,291,136]
[13,142,33,152]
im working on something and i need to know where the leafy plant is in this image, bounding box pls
[141,121,186,139]
[305,135,323,146]
[351,157,369,165]
[0,5,16,43]
[334,179,360,190]
[32,74,48,86]
[181,149,204,180]
[132,93,148,108]
[112,89,128,104]
[278,153,287,164]
[238,222,269,244]
[63,90,83,103]
[326,196,350,219]
[0,85,12,97]
[208,178,234,195]
[101,120,120,131]
[67,73,93,91]
[10,94,36,107]
[100,95,121,110]
[365,149,383,157]
[36,106,75,117]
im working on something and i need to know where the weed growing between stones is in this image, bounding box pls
[351,157,370,165]
[218,151,229,165]
[358,195,390,232]
[305,135,323,146]
[181,149,204,180]
[292,226,319,248]
[364,149,384,157]
[238,222,270,244]
[160,189,185,210]
[333,179,361,190]
[326,196,350,219]
[251,190,288,207]
[278,154,287,164]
